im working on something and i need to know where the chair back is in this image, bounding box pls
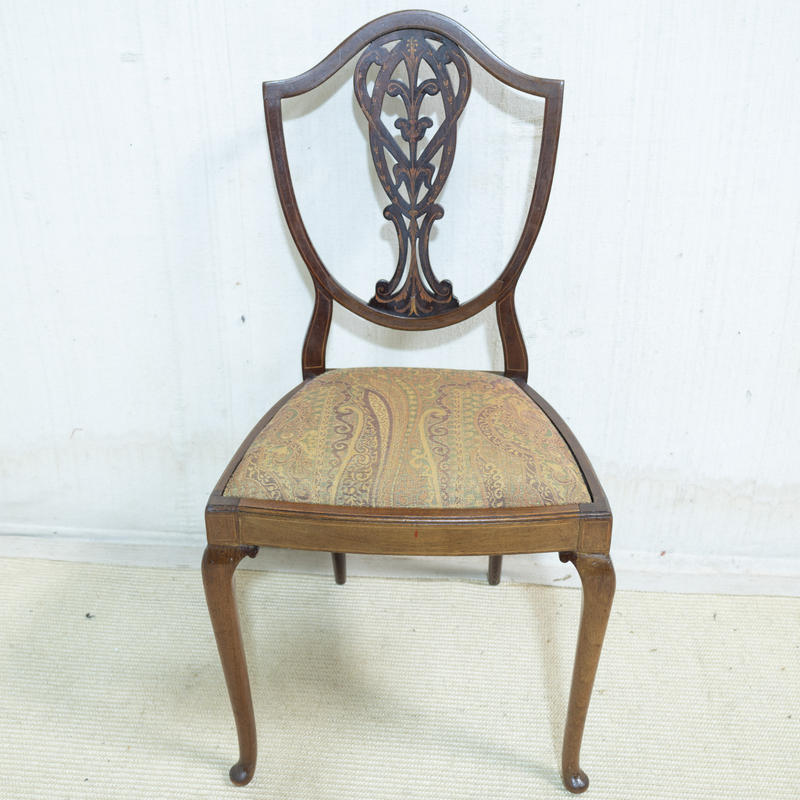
[263,11,563,381]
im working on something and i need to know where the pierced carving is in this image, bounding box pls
[354,30,471,317]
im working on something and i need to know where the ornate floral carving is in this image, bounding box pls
[354,30,471,316]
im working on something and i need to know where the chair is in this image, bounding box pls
[202,10,615,794]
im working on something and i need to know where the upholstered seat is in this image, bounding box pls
[224,367,590,509]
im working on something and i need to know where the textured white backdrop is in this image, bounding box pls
[1,1,798,590]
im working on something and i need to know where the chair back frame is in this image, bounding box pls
[263,10,564,382]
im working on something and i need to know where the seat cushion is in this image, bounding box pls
[224,367,590,509]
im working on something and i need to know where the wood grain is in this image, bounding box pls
[201,544,260,786]
[558,552,616,793]
[236,504,581,555]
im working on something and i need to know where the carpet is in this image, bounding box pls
[0,558,797,799]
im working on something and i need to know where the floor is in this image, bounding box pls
[0,557,797,799]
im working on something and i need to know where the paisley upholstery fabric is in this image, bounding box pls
[224,368,590,509]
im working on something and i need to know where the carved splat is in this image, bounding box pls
[354,30,471,317]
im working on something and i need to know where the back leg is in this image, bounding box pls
[488,555,503,585]
[558,551,616,793]
[202,544,259,785]
[331,552,346,584]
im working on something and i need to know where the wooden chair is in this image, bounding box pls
[202,10,615,794]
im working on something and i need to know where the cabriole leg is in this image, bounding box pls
[558,552,616,794]
[202,544,259,785]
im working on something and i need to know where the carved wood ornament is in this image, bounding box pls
[354,31,471,317]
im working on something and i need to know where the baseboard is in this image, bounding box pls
[1,528,798,596]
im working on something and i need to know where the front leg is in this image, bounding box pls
[558,552,616,793]
[202,544,259,785]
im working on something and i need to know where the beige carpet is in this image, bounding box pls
[0,557,797,799]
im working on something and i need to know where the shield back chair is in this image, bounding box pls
[202,10,615,795]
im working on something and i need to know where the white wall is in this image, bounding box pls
[1,1,798,592]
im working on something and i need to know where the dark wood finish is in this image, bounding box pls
[202,11,614,793]
[201,544,259,785]
[487,555,503,585]
[236,501,581,555]
[558,552,616,794]
[354,29,469,317]
[497,285,529,381]
[331,552,346,584]
[263,8,563,376]
[302,286,332,379]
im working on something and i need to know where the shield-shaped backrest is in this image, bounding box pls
[263,11,563,381]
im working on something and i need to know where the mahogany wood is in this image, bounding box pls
[263,8,563,363]
[236,502,581,555]
[201,545,259,785]
[202,10,614,794]
[354,29,470,317]
[487,555,503,586]
[331,552,346,585]
[497,286,529,381]
[558,552,616,794]
[302,286,332,379]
